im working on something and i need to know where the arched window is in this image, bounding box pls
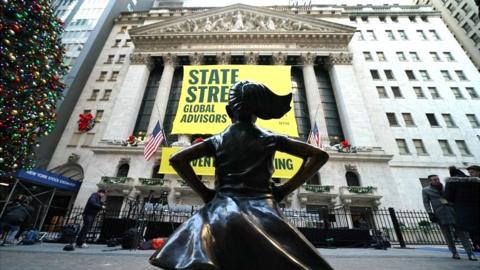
[346,171,360,186]
[306,173,321,185]
[151,165,164,179]
[117,163,129,177]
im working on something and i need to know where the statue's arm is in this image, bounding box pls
[273,138,329,201]
[169,142,215,203]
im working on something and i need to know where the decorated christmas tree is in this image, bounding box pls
[0,1,67,174]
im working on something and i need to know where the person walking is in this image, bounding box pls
[422,175,465,259]
[75,189,106,248]
[0,194,34,244]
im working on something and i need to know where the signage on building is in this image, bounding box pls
[16,168,81,192]
[159,147,302,178]
[171,65,299,137]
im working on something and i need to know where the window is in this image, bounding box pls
[105,55,114,64]
[466,114,480,128]
[349,16,357,22]
[419,70,431,80]
[413,139,428,155]
[379,16,386,23]
[117,164,130,177]
[447,3,455,12]
[430,52,441,61]
[370,70,381,80]
[397,52,406,61]
[428,87,441,99]
[462,22,472,33]
[429,30,440,40]
[398,30,408,40]
[454,12,463,22]
[438,140,454,155]
[402,113,415,126]
[109,71,119,81]
[97,71,107,81]
[455,70,468,81]
[396,139,410,155]
[123,39,131,47]
[101,89,112,100]
[391,16,398,22]
[392,86,403,98]
[387,113,399,126]
[84,110,91,114]
[450,87,464,99]
[366,30,376,40]
[441,70,453,81]
[466,87,479,98]
[376,52,386,61]
[356,30,364,41]
[409,16,417,23]
[461,3,472,14]
[361,16,368,22]
[442,114,457,128]
[426,113,440,126]
[88,89,99,100]
[95,110,104,122]
[386,30,396,40]
[405,70,416,80]
[471,13,479,24]
[456,140,471,156]
[363,52,373,61]
[113,39,121,47]
[472,33,480,45]
[421,16,429,22]
[377,86,388,98]
[443,52,455,61]
[413,87,426,98]
[117,54,126,63]
[384,70,395,80]
[346,172,360,186]
[410,52,420,61]
[417,30,428,40]
[119,26,127,33]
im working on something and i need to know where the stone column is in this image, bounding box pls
[325,53,375,147]
[147,53,177,133]
[216,52,231,65]
[103,53,154,140]
[301,52,330,145]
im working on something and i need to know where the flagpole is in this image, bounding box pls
[154,104,169,146]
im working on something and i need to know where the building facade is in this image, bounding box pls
[47,3,480,218]
[414,0,480,70]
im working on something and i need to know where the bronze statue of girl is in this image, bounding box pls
[150,81,332,270]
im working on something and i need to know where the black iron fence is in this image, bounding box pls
[40,205,447,246]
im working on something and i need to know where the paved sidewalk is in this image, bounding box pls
[0,243,478,269]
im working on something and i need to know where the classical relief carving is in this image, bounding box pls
[328,53,353,65]
[163,53,177,66]
[244,52,258,65]
[130,53,154,69]
[217,52,231,64]
[300,52,316,65]
[273,52,287,65]
[189,52,204,65]
[160,11,321,33]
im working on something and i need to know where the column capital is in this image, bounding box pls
[300,52,316,65]
[244,52,258,65]
[189,52,203,65]
[273,52,287,65]
[216,52,231,65]
[162,53,178,66]
[324,52,353,69]
[130,53,154,70]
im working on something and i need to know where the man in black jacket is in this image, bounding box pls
[75,189,106,248]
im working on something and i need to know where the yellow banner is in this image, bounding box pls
[171,65,298,137]
[159,147,302,178]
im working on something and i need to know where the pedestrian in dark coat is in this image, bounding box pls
[445,174,479,261]
[75,189,106,248]
[465,165,480,251]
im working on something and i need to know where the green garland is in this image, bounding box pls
[101,176,130,184]
[304,185,331,193]
[139,178,165,186]
[347,186,374,194]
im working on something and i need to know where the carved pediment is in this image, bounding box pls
[130,4,354,36]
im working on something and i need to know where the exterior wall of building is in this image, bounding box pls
[48,4,480,211]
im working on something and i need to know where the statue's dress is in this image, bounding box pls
[150,122,333,270]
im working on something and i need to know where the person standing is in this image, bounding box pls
[422,175,463,259]
[75,189,106,248]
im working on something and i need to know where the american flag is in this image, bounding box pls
[307,122,321,148]
[144,121,165,161]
